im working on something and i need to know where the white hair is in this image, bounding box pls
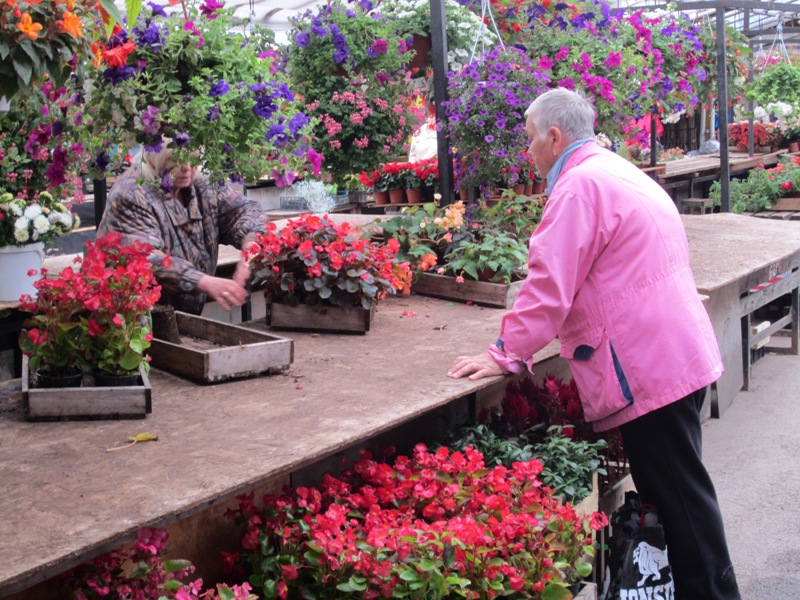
[524,88,596,143]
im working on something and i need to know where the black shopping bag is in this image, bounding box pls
[604,492,674,600]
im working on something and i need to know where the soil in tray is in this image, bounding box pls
[176,335,228,351]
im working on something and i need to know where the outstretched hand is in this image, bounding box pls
[196,274,248,312]
[447,352,505,380]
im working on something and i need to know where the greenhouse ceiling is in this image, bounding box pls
[131,0,800,46]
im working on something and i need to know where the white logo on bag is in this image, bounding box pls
[632,541,670,586]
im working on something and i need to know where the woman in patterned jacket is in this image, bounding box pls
[97,146,268,315]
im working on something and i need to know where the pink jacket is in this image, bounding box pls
[488,143,723,431]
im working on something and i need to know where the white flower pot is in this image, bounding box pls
[0,243,45,302]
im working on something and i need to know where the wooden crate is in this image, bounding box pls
[267,303,374,334]
[149,312,293,383]
[22,356,151,421]
[770,196,800,211]
[411,272,524,308]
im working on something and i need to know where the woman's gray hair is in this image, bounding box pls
[131,142,175,182]
[524,88,596,142]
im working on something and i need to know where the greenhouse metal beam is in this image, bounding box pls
[677,1,800,12]
[717,6,731,213]
[430,0,455,206]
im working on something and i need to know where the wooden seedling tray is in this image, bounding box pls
[22,357,151,421]
[267,303,374,334]
[411,272,524,309]
[149,312,293,383]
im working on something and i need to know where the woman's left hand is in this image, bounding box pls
[196,275,248,312]
[447,352,505,380]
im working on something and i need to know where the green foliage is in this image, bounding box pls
[442,228,529,283]
[746,62,800,107]
[533,426,607,504]
[283,1,414,185]
[0,0,113,100]
[77,4,315,185]
[448,423,607,505]
[709,157,800,213]
[480,189,543,239]
[448,422,536,467]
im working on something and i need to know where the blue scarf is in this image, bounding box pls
[545,138,595,196]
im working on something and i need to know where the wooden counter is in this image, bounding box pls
[0,295,561,597]
[683,214,800,416]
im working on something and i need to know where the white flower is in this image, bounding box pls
[33,215,50,235]
[24,204,43,219]
[10,202,23,217]
[14,226,30,243]
[754,106,768,121]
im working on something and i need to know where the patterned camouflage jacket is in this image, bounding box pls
[97,165,267,315]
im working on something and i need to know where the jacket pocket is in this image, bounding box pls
[562,326,632,423]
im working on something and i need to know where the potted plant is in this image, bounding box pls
[444,46,548,195]
[0,191,79,302]
[441,228,529,284]
[17,267,91,387]
[227,444,607,599]
[378,0,498,74]
[412,155,438,202]
[381,161,409,204]
[284,1,418,187]
[0,0,109,101]
[246,214,411,333]
[709,156,800,213]
[80,233,161,383]
[401,162,423,203]
[74,0,317,186]
[19,232,161,387]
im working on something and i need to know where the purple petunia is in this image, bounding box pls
[141,105,161,134]
[253,97,277,119]
[295,32,310,48]
[148,2,166,17]
[287,112,308,136]
[145,135,165,153]
[103,66,135,84]
[209,80,230,97]
[266,124,289,146]
[206,106,221,121]
[174,132,190,147]
[133,22,165,49]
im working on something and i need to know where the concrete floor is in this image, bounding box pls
[703,350,800,597]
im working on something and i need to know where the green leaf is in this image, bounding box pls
[12,55,33,86]
[125,0,142,32]
[541,582,573,600]
[216,585,236,600]
[162,578,183,591]
[98,0,124,26]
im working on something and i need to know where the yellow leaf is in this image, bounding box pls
[128,433,158,442]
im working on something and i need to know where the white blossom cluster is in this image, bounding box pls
[1,192,78,246]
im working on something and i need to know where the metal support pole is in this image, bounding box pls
[745,10,754,156]
[650,109,657,167]
[716,7,731,212]
[430,0,455,206]
[93,178,107,227]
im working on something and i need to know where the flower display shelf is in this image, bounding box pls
[148,312,293,383]
[770,196,800,211]
[411,272,524,308]
[267,303,374,335]
[22,356,151,422]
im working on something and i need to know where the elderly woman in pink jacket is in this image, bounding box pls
[449,88,740,599]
